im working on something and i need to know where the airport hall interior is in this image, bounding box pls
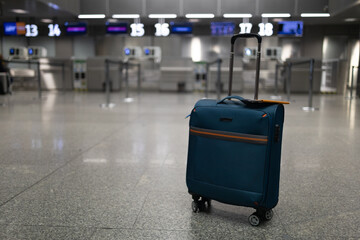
[0,0,360,239]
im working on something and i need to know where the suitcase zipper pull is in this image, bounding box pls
[185,108,196,119]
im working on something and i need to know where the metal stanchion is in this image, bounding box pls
[302,59,318,111]
[124,62,134,103]
[137,63,141,95]
[119,63,124,91]
[205,63,209,98]
[286,62,292,102]
[62,63,66,92]
[202,59,222,99]
[216,59,222,100]
[350,66,355,100]
[36,61,42,99]
[100,59,116,108]
[270,63,282,100]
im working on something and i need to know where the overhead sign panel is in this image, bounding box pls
[170,22,192,34]
[65,22,87,35]
[211,22,235,36]
[106,22,128,34]
[3,22,26,36]
[278,21,303,37]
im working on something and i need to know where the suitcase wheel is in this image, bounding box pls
[192,201,200,213]
[191,195,211,213]
[264,209,273,221]
[248,209,273,226]
[248,213,261,226]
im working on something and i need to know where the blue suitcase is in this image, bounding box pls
[186,34,288,226]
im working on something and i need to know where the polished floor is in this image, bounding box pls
[0,91,359,240]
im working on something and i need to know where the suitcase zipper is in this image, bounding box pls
[190,127,268,145]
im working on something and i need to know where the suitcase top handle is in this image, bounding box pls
[217,95,290,106]
[229,33,262,100]
[231,33,262,44]
[218,95,244,104]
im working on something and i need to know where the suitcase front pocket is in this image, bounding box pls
[190,127,268,145]
[188,126,269,195]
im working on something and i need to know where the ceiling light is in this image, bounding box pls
[261,13,291,18]
[106,18,118,23]
[10,9,28,14]
[301,13,330,17]
[78,14,106,19]
[223,13,252,18]
[188,19,200,23]
[112,14,140,19]
[344,18,357,22]
[41,19,53,23]
[185,14,215,19]
[48,2,60,10]
[148,14,177,19]
[272,18,283,22]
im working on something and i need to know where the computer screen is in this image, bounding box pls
[278,21,303,37]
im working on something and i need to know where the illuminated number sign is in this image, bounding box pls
[48,24,61,37]
[130,23,145,37]
[25,24,38,37]
[239,23,252,34]
[258,23,273,36]
[154,23,170,36]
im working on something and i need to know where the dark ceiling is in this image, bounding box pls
[0,0,359,26]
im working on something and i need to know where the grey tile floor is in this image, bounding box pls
[0,91,360,239]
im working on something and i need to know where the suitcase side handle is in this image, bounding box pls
[228,33,262,100]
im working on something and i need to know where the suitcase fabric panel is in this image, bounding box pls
[263,104,285,209]
[186,178,263,207]
[186,99,284,209]
[190,103,270,137]
[187,128,268,194]
[190,127,268,145]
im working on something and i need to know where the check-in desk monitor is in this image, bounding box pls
[123,46,142,60]
[27,46,47,59]
[8,47,28,59]
[243,47,257,59]
[143,46,161,63]
[264,47,282,60]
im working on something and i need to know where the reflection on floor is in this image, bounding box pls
[0,91,360,239]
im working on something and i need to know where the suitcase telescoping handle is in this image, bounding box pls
[228,33,262,100]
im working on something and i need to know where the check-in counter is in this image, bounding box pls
[86,57,122,91]
[209,66,243,93]
[8,61,37,90]
[159,57,193,92]
[242,59,279,92]
[285,59,322,93]
[123,59,161,91]
[39,58,72,90]
[10,68,36,78]
[8,58,72,91]
[289,68,322,93]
